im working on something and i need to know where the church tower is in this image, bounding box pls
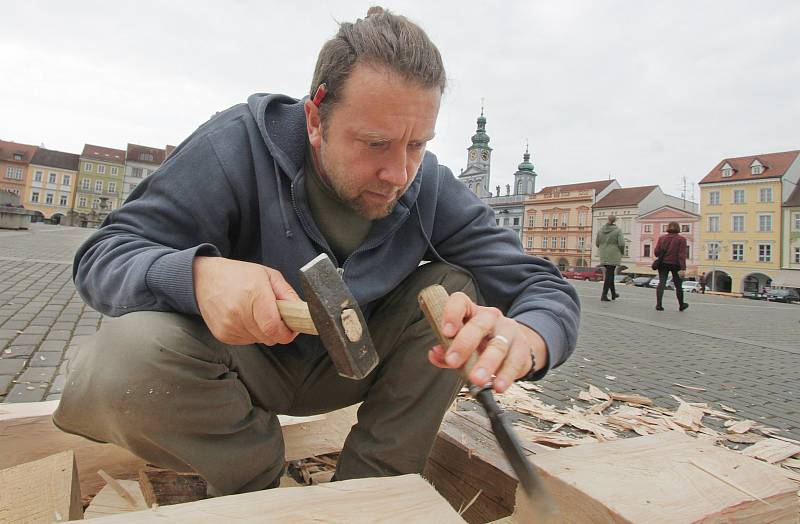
[513,143,537,195]
[458,105,492,197]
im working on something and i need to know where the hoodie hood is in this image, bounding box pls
[600,223,618,234]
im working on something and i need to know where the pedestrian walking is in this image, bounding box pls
[595,215,625,302]
[699,272,707,294]
[653,221,689,311]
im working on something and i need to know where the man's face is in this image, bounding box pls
[305,64,441,220]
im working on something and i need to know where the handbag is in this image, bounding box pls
[651,236,674,270]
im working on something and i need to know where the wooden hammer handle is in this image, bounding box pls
[417,285,478,382]
[276,300,318,335]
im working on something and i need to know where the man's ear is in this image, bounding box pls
[304,99,323,148]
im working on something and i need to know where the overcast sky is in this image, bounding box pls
[2,1,799,200]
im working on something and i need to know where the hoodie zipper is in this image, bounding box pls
[289,175,340,268]
[341,206,410,276]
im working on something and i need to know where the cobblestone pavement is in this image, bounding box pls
[2,224,798,440]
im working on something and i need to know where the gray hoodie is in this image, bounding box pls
[73,93,580,378]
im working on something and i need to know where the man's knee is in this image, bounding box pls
[411,262,478,302]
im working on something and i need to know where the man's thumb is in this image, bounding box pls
[267,268,301,301]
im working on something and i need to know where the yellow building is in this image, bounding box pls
[24,148,80,224]
[698,150,800,294]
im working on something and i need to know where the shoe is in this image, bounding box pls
[679,303,689,312]
[655,305,664,311]
[601,297,611,302]
[612,292,620,300]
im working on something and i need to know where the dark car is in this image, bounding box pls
[632,276,653,287]
[765,288,799,303]
[562,266,604,281]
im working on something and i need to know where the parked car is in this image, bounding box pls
[648,276,674,290]
[765,288,799,303]
[632,276,653,287]
[614,274,633,284]
[562,266,604,281]
[743,289,767,300]
[682,281,701,293]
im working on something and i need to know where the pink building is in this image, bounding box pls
[634,205,700,276]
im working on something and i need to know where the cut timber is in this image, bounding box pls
[0,400,357,501]
[138,469,207,507]
[70,474,465,523]
[742,438,800,464]
[84,480,146,519]
[0,450,82,523]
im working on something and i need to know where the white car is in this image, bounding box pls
[683,281,701,293]
[648,276,674,290]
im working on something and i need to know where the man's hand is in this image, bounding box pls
[427,292,548,393]
[193,256,301,346]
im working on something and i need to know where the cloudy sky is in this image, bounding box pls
[2,1,798,200]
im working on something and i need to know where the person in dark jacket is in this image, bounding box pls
[653,221,689,311]
[699,272,707,294]
[53,8,580,496]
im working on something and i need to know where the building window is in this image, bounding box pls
[34,171,43,182]
[707,242,719,260]
[84,162,93,172]
[79,196,87,208]
[503,217,510,226]
[795,213,800,231]
[110,166,118,175]
[752,165,762,175]
[795,247,800,264]
[733,189,745,204]
[687,244,692,259]
[527,237,533,249]
[108,200,115,210]
[578,212,586,226]
[92,198,99,209]
[561,213,568,227]
[643,244,651,257]
[48,173,57,184]
[732,243,744,261]
[513,217,520,226]
[661,224,669,233]
[551,214,558,227]
[578,237,585,250]
[97,164,106,174]
[722,167,733,177]
[758,243,772,262]
[643,224,652,233]
[709,191,720,205]
[30,191,39,203]
[59,194,68,206]
[108,182,117,193]
[543,216,549,227]
[95,180,103,193]
[759,187,773,202]
[680,224,690,233]
[624,244,630,257]
[758,214,772,232]
[63,174,71,186]
[495,219,500,225]
[139,153,154,162]
[551,237,557,249]
[732,215,745,232]
[560,237,567,249]
[528,214,535,227]
[131,167,143,178]
[708,216,720,232]
[45,193,54,205]
[13,153,22,161]
[541,237,547,248]
[7,167,23,180]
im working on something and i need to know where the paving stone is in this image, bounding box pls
[51,322,75,331]
[29,351,62,367]
[17,366,57,383]
[38,340,67,353]
[3,383,46,403]
[12,333,45,345]
[73,326,98,336]
[0,320,28,330]
[0,375,13,395]
[1,345,37,358]
[15,325,49,335]
[28,317,55,327]
[0,359,25,375]
[44,330,72,341]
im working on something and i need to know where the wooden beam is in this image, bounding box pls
[426,411,799,524]
[74,474,466,523]
[0,450,83,523]
[0,401,357,501]
[138,469,207,507]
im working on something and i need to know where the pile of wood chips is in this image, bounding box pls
[287,452,339,486]
[458,382,800,484]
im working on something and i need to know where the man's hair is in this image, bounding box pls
[310,6,446,124]
[667,221,680,234]
[607,215,616,223]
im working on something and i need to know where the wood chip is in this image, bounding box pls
[673,403,704,431]
[727,420,757,434]
[726,433,764,444]
[781,458,800,469]
[605,376,617,381]
[610,392,653,406]
[98,469,141,509]
[673,383,707,392]
[517,382,542,392]
[587,384,610,401]
[719,403,737,413]
[742,439,800,464]
[578,391,593,402]
[586,399,613,415]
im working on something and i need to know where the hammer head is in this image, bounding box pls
[299,253,378,380]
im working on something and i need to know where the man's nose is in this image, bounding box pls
[379,147,408,188]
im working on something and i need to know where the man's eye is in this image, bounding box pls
[408,142,425,151]
[367,141,388,149]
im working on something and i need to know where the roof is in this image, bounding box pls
[538,179,616,194]
[0,140,38,164]
[30,148,80,171]
[593,186,658,209]
[126,143,166,165]
[81,144,126,164]
[784,184,800,208]
[638,204,700,220]
[699,150,800,184]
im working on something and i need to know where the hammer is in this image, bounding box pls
[275,253,378,380]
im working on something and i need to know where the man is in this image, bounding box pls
[699,272,707,294]
[595,215,624,301]
[54,8,580,496]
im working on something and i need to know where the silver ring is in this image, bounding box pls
[492,334,510,346]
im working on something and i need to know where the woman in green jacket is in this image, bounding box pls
[595,215,625,301]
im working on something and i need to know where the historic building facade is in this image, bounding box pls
[633,205,700,276]
[0,140,38,199]
[24,148,80,224]
[72,144,126,228]
[122,143,168,202]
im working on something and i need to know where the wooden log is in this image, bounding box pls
[138,469,207,507]
[70,474,465,523]
[0,401,357,501]
[0,450,83,523]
